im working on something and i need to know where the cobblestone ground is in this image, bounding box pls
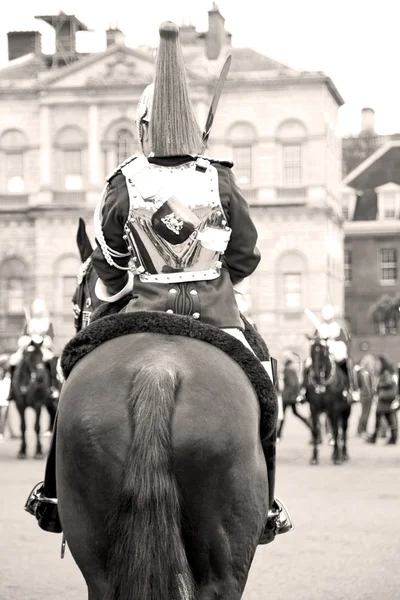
[1,402,399,600]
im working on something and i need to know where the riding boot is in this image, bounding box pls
[387,413,398,445]
[24,413,62,533]
[258,428,294,544]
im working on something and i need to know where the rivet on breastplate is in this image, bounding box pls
[169,288,177,294]
[166,309,174,314]
[190,289,198,296]
[85,298,92,308]
[221,220,227,226]
[192,312,200,319]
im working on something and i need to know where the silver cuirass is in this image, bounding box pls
[121,156,232,283]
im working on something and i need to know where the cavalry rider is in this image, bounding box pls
[92,22,291,542]
[24,21,292,542]
[303,304,359,401]
[8,298,55,398]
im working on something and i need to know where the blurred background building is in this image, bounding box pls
[0,5,395,363]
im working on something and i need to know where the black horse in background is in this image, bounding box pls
[12,339,56,459]
[72,218,103,332]
[303,335,352,465]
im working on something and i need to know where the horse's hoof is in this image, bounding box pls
[333,458,342,465]
[342,454,349,462]
[17,452,26,460]
[34,452,44,460]
[309,458,318,465]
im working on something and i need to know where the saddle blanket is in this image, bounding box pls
[60,310,277,440]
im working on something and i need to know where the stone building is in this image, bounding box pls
[0,6,344,361]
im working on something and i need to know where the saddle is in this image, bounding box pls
[60,310,278,440]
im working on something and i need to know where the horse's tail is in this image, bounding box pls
[105,365,194,600]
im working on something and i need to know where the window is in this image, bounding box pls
[62,276,77,311]
[55,126,86,191]
[276,120,307,188]
[381,193,397,219]
[283,144,301,186]
[232,145,252,185]
[102,121,139,178]
[0,257,27,315]
[283,273,301,308]
[6,278,25,314]
[63,149,82,190]
[54,255,81,314]
[380,248,397,283]
[117,129,135,165]
[344,249,352,283]
[226,122,257,187]
[0,129,27,193]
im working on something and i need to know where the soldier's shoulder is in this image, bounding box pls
[199,155,234,169]
[106,155,138,183]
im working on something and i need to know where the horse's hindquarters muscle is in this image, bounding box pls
[56,333,268,599]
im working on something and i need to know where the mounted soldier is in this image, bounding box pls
[8,299,56,400]
[301,304,359,402]
[25,21,292,552]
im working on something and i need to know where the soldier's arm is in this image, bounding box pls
[216,165,261,286]
[91,173,133,302]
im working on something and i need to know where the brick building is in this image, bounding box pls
[342,141,400,362]
[0,6,344,361]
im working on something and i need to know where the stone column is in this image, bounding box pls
[88,104,100,186]
[40,104,51,187]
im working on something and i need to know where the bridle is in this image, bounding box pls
[308,339,337,394]
[73,257,94,332]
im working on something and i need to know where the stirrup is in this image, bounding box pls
[259,497,294,545]
[268,497,294,536]
[24,482,62,534]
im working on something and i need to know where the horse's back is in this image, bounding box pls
[56,333,268,597]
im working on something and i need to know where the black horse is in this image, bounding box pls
[12,339,55,459]
[72,218,103,332]
[303,335,352,465]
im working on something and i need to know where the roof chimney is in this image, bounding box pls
[361,107,375,135]
[179,24,198,45]
[206,3,227,60]
[106,26,125,47]
[7,31,42,61]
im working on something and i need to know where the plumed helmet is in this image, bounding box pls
[136,21,203,157]
[31,298,48,317]
[321,304,336,321]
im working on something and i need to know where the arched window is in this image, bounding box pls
[54,126,87,190]
[0,256,28,315]
[276,251,308,311]
[117,129,136,165]
[0,129,28,193]
[226,122,258,186]
[276,120,307,187]
[101,120,139,178]
[53,255,81,314]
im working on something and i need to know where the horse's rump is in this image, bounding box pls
[56,333,269,599]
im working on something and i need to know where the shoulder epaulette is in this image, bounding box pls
[106,155,138,183]
[201,155,234,168]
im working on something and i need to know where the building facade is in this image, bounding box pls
[0,6,344,362]
[342,141,400,362]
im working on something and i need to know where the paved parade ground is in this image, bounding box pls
[1,402,399,600]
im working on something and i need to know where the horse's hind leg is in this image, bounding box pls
[16,404,27,459]
[341,407,351,461]
[34,405,43,459]
[330,413,341,465]
[309,409,319,465]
